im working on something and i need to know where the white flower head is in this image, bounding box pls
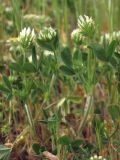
[89,155,106,160]
[93,155,98,159]
[78,15,95,38]
[18,27,35,48]
[100,31,120,50]
[71,28,84,45]
[100,33,111,45]
[44,50,54,56]
[105,33,110,40]
[112,31,120,41]
[98,156,103,159]
[103,31,120,41]
[38,27,57,41]
[28,55,39,62]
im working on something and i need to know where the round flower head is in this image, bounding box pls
[100,32,113,44]
[112,31,120,42]
[38,27,57,41]
[98,156,102,159]
[18,27,35,48]
[78,15,95,38]
[44,50,54,56]
[37,27,58,51]
[101,31,120,43]
[94,155,98,159]
[100,31,120,54]
[71,28,84,45]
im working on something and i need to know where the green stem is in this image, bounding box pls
[42,0,46,15]
[63,0,68,43]
[77,95,93,137]
[24,104,35,134]
[87,48,94,93]
[108,0,113,33]
[8,101,12,125]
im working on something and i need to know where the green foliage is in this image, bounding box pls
[10,62,36,73]
[67,96,81,103]
[59,65,75,76]
[1,1,120,159]
[61,47,72,66]
[108,105,120,122]
[71,139,84,149]
[2,75,12,91]
[106,40,117,60]
[31,46,38,68]
[0,145,12,160]
[113,140,120,152]
[89,40,117,62]
[0,75,12,100]
[58,135,71,145]
[32,144,45,155]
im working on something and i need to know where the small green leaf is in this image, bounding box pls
[32,46,37,65]
[67,96,81,103]
[61,47,72,66]
[73,49,81,60]
[53,31,59,49]
[0,84,10,93]
[32,143,45,155]
[117,147,120,152]
[58,135,71,145]
[10,63,22,72]
[6,93,13,100]
[106,40,117,60]
[113,140,120,146]
[89,44,107,61]
[18,55,24,66]
[0,145,12,160]
[108,105,120,122]
[115,52,120,59]
[109,56,118,68]
[60,65,75,76]
[71,139,84,147]
[3,75,12,91]
[73,49,82,66]
[23,62,35,72]
[37,39,53,51]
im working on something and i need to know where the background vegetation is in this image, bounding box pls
[1,0,120,160]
